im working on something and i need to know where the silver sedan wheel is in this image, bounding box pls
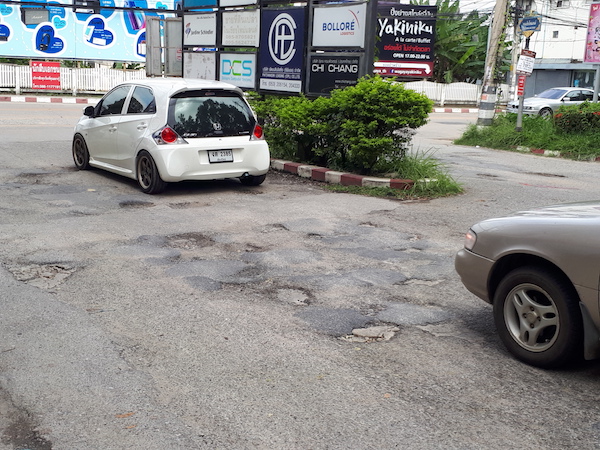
[503,283,559,353]
[493,266,582,368]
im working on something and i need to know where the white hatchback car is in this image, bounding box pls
[73,78,270,194]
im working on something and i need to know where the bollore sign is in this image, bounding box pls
[312,3,367,48]
[375,4,436,78]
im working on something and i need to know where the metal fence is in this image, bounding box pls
[403,80,510,106]
[0,64,147,96]
[0,63,508,105]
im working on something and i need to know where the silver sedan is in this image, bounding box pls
[506,87,594,117]
[455,202,600,368]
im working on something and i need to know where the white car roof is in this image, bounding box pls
[120,77,242,98]
[546,87,593,91]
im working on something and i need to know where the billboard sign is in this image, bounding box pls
[518,15,541,37]
[585,4,600,63]
[183,0,217,9]
[312,3,367,48]
[259,8,304,93]
[183,13,217,47]
[221,9,260,47]
[375,4,436,78]
[220,0,257,7]
[219,52,256,88]
[308,54,360,95]
[516,49,535,75]
[183,51,216,79]
[0,0,175,61]
[31,60,61,89]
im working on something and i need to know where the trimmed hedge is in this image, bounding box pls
[248,76,433,175]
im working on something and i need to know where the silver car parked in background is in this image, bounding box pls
[73,78,270,194]
[506,87,594,117]
[455,202,600,368]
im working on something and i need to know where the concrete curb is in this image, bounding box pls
[0,95,98,104]
[270,159,414,190]
[432,107,479,114]
[513,146,562,158]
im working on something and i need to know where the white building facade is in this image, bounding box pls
[522,0,599,95]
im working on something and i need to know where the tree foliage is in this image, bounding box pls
[412,0,509,83]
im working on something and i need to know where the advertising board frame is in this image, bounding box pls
[311,2,367,49]
[219,52,257,88]
[258,7,306,94]
[374,4,436,78]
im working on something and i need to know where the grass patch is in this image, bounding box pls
[326,150,463,199]
[455,113,600,160]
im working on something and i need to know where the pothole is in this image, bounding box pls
[166,233,214,250]
[119,200,155,208]
[276,288,311,306]
[402,279,443,287]
[359,221,380,228]
[168,201,211,209]
[7,264,76,289]
[524,172,566,178]
[340,325,400,343]
[238,188,264,195]
[263,223,289,232]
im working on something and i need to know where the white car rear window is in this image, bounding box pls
[169,91,255,138]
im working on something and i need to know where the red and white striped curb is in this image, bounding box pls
[270,159,414,190]
[0,95,98,104]
[432,107,479,113]
[513,146,561,157]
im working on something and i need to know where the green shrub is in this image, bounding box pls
[248,76,433,175]
[455,110,600,161]
[554,101,600,133]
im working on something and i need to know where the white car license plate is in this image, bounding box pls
[208,150,233,163]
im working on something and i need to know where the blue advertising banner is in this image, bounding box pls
[259,8,304,93]
[0,0,175,61]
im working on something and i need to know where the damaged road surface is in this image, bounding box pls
[1,103,600,449]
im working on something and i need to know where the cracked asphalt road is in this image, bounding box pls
[1,104,600,449]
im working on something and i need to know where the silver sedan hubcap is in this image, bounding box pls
[503,283,559,352]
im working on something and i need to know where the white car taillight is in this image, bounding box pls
[250,124,264,141]
[152,126,187,145]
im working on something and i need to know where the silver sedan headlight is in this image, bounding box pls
[464,229,477,250]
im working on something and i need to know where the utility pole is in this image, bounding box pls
[477,0,510,126]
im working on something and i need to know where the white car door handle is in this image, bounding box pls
[109,126,118,132]
[137,123,148,131]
